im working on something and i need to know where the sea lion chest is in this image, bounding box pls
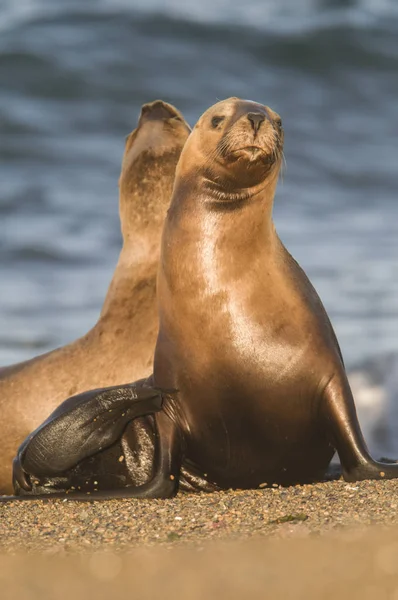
[156,247,337,488]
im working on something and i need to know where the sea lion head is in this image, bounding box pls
[119,100,190,239]
[176,97,283,202]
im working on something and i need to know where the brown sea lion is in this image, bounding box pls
[0,100,190,494]
[9,97,398,502]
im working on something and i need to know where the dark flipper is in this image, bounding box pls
[12,416,156,497]
[1,402,182,502]
[12,379,166,494]
[322,373,398,482]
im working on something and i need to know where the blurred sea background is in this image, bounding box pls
[0,0,397,456]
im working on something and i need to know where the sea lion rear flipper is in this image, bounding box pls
[13,378,166,493]
[322,373,398,481]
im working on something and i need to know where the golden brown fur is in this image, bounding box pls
[0,101,190,493]
[6,98,391,501]
[150,98,357,492]
[148,98,396,494]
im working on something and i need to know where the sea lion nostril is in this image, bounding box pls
[247,112,265,133]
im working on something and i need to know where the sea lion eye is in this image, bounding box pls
[211,116,225,128]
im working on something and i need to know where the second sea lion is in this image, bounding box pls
[0,101,190,494]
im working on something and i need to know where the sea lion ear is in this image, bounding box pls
[13,379,165,492]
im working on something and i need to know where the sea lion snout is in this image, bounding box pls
[139,100,184,126]
[220,105,282,169]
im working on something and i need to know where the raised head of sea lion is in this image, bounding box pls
[0,101,190,495]
[8,97,398,502]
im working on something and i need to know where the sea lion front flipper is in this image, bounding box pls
[13,378,165,493]
[5,401,182,502]
[322,373,398,481]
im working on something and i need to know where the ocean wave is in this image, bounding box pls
[1,0,397,64]
[2,0,398,35]
[0,0,397,457]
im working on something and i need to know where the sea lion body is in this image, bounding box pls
[157,230,342,488]
[153,100,337,488]
[0,101,190,493]
[10,98,398,502]
[152,98,398,491]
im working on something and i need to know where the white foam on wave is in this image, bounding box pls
[348,354,398,460]
[113,0,398,29]
[0,0,40,33]
[384,365,398,457]
[349,370,388,458]
[112,0,398,33]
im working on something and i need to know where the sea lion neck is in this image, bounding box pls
[159,176,279,301]
[119,146,184,243]
[100,236,159,322]
[100,108,190,328]
[167,170,278,250]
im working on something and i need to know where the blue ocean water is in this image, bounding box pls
[0,0,397,453]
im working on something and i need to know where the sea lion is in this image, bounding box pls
[0,100,190,494]
[9,97,398,502]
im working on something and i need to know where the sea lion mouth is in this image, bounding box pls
[232,146,267,160]
[228,145,277,165]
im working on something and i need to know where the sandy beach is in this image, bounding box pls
[1,478,398,553]
[2,479,398,599]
